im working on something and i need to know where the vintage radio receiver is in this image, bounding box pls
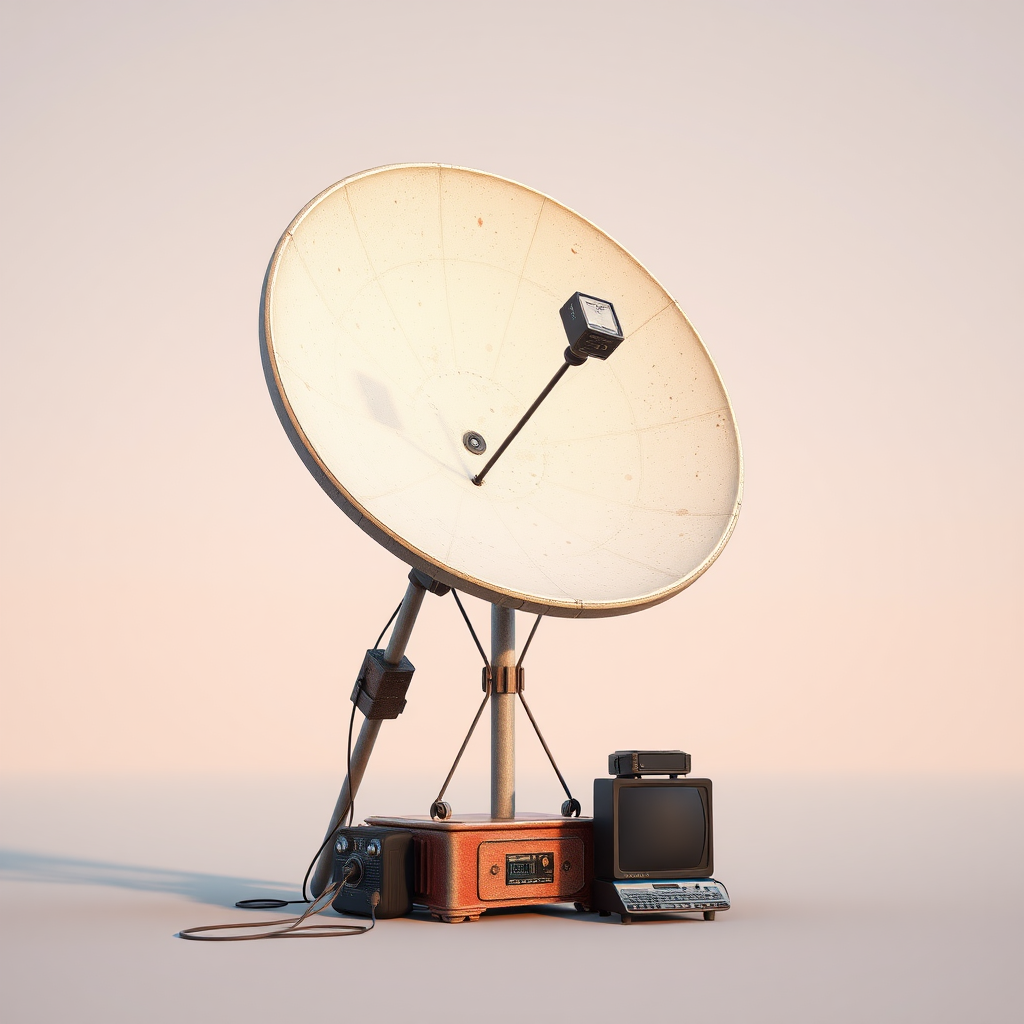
[330,826,413,919]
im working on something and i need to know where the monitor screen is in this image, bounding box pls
[618,786,706,872]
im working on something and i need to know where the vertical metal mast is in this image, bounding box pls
[490,605,516,820]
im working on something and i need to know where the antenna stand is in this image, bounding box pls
[310,571,439,896]
[364,603,595,923]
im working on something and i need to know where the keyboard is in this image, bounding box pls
[619,879,730,913]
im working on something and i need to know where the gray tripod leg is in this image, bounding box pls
[309,573,433,896]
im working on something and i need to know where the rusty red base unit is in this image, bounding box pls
[365,813,593,923]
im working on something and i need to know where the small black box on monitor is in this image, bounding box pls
[608,749,691,777]
[594,777,714,879]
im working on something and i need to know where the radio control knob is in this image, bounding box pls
[335,836,350,854]
[366,839,382,857]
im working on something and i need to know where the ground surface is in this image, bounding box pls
[2,774,1021,1023]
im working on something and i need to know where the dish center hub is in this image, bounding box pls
[463,431,487,455]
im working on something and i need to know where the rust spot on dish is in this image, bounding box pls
[477,217,483,226]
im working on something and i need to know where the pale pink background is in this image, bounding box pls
[1,4,1021,1021]
[1,1,1019,782]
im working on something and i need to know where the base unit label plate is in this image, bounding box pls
[478,837,584,901]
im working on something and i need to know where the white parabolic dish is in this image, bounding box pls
[261,164,742,617]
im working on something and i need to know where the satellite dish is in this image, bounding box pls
[261,164,741,617]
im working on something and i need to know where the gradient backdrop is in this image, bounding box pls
[2,0,1019,783]
[1,3,1021,1020]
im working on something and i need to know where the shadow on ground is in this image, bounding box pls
[0,848,295,908]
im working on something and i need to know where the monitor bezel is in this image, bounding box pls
[594,777,714,880]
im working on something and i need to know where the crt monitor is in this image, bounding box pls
[594,777,714,879]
